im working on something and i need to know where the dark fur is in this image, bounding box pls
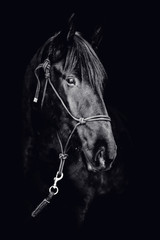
[23,25,131,235]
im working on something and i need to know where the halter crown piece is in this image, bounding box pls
[31,58,111,217]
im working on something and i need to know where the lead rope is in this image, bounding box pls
[31,58,111,217]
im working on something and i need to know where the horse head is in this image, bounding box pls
[31,15,117,174]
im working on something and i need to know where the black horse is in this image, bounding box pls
[23,15,131,236]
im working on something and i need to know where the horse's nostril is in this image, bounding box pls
[95,146,106,168]
[95,146,114,170]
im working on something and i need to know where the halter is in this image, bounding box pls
[31,58,111,217]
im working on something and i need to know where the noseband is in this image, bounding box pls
[31,58,111,217]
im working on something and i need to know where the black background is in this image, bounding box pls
[3,1,158,239]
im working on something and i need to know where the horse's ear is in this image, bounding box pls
[60,13,76,43]
[66,13,76,42]
[91,26,103,51]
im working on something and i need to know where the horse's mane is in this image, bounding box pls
[63,32,108,93]
[31,32,108,95]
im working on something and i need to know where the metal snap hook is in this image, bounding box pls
[49,186,59,195]
[55,171,63,181]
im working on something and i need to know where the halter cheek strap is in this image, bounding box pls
[31,58,111,217]
[33,58,50,107]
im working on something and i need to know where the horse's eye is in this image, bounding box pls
[66,77,76,86]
